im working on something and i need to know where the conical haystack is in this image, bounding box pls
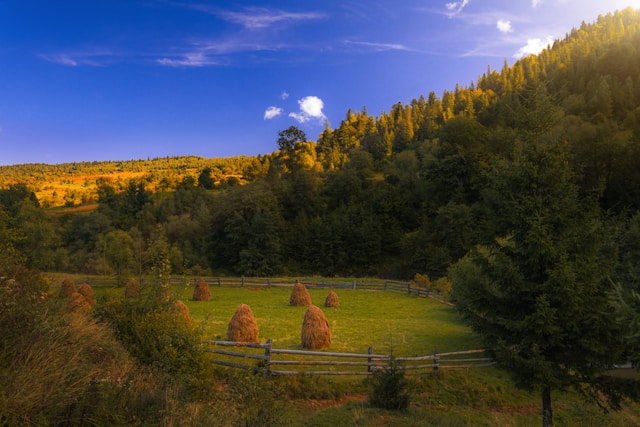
[324,291,339,308]
[301,305,331,350]
[192,278,211,301]
[171,300,192,326]
[125,278,141,299]
[289,281,311,306]
[77,283,96,306]
[59,277,77,298]
[68,291,91,312]
[226,304,259,343]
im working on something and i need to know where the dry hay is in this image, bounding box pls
[68,291,91,312]
[77,283,96,306]
[301,305,331,350]
[171,300,192,326]
[226,303,259,343]
[59,277,77,298]
[192,278,211,301]
[125,278,141,299]
[289,281,311,306]
[324,291,340,308]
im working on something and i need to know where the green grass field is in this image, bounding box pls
[169,285,481,356]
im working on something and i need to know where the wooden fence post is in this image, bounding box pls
[264,339,273,376]
[433,348,439,370]
[352,279,357,290]
[367,346,374,373]
[241,275,245,287]
[267,277,271,288]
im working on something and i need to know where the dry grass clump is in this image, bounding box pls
[289,281,311,306]
[172,300,192,326]
[192,278,211,301]
[324,291,340,308]
[301,305,331,350]
[226,304,259,343]
[59,277,77,298]
[125,278,141,299]
[77,283,96,306]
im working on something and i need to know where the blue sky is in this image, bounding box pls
[1,0,639,165]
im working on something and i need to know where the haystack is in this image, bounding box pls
[171,300,192,326]
[77,283,96,306]
[226,304,259,343]
[192,278,211,301]
[59,277,77,298]
[324,291,340,308]
[289,281,311,306]
[301,305,331,350]
[125,278,141,299]
[68,291,91,312]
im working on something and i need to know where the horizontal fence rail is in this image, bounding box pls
[166,276,432,298]
[205,339,494,376]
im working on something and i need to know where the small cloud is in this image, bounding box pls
[264,106,283,120]
[445,0,470,17]
[41,54,78,66]
[281,91,289,100]
[531,0,543,7]
[289,96,326,124]
[219,7,325,30]
[513,36,553,58]
[497,20,513,34]
[157,52,219,67]
[345,41,412,52]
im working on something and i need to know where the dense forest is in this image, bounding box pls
[1,8,640,285]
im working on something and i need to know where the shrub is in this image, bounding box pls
[368,356,411,411]
[301,305,331,350]
[290,281,311,306]
[192,278,211,301]
[227,303,259,342]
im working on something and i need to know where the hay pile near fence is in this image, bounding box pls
[192,278,211,301]
[68,291,91,312]
[125,278,141,299]
[77,283,96,306]
[172,300,192,325]
[301,305,331,350]
[59,277,77,298]
[290,281,311,306]
[227,304,259,343]
[324,291,339,308]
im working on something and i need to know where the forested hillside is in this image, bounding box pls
[1,8,639,285]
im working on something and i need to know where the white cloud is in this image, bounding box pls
[531,0,543,7]
[513,36,553,58]
[445,0,470,17]
[281,91,289,100]
[344,40,412,52]
[289,96,326,124]
[157,52,219,67]
[219,7,325,30]
[264,106,283,120]
[497,19,513,34]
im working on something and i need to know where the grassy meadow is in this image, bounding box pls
[81,280,640,426]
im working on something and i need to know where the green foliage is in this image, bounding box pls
[367,356,411,411]
[96,283,208,380]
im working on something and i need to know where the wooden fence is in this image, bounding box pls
[168,277,431,298]
[205,340,494,376]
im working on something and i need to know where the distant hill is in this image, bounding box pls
[0,155,261,207]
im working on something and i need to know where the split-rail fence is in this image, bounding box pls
[205,339,494,376]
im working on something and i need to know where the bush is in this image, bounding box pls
[367,356,411,411]
[96,282,209,380]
